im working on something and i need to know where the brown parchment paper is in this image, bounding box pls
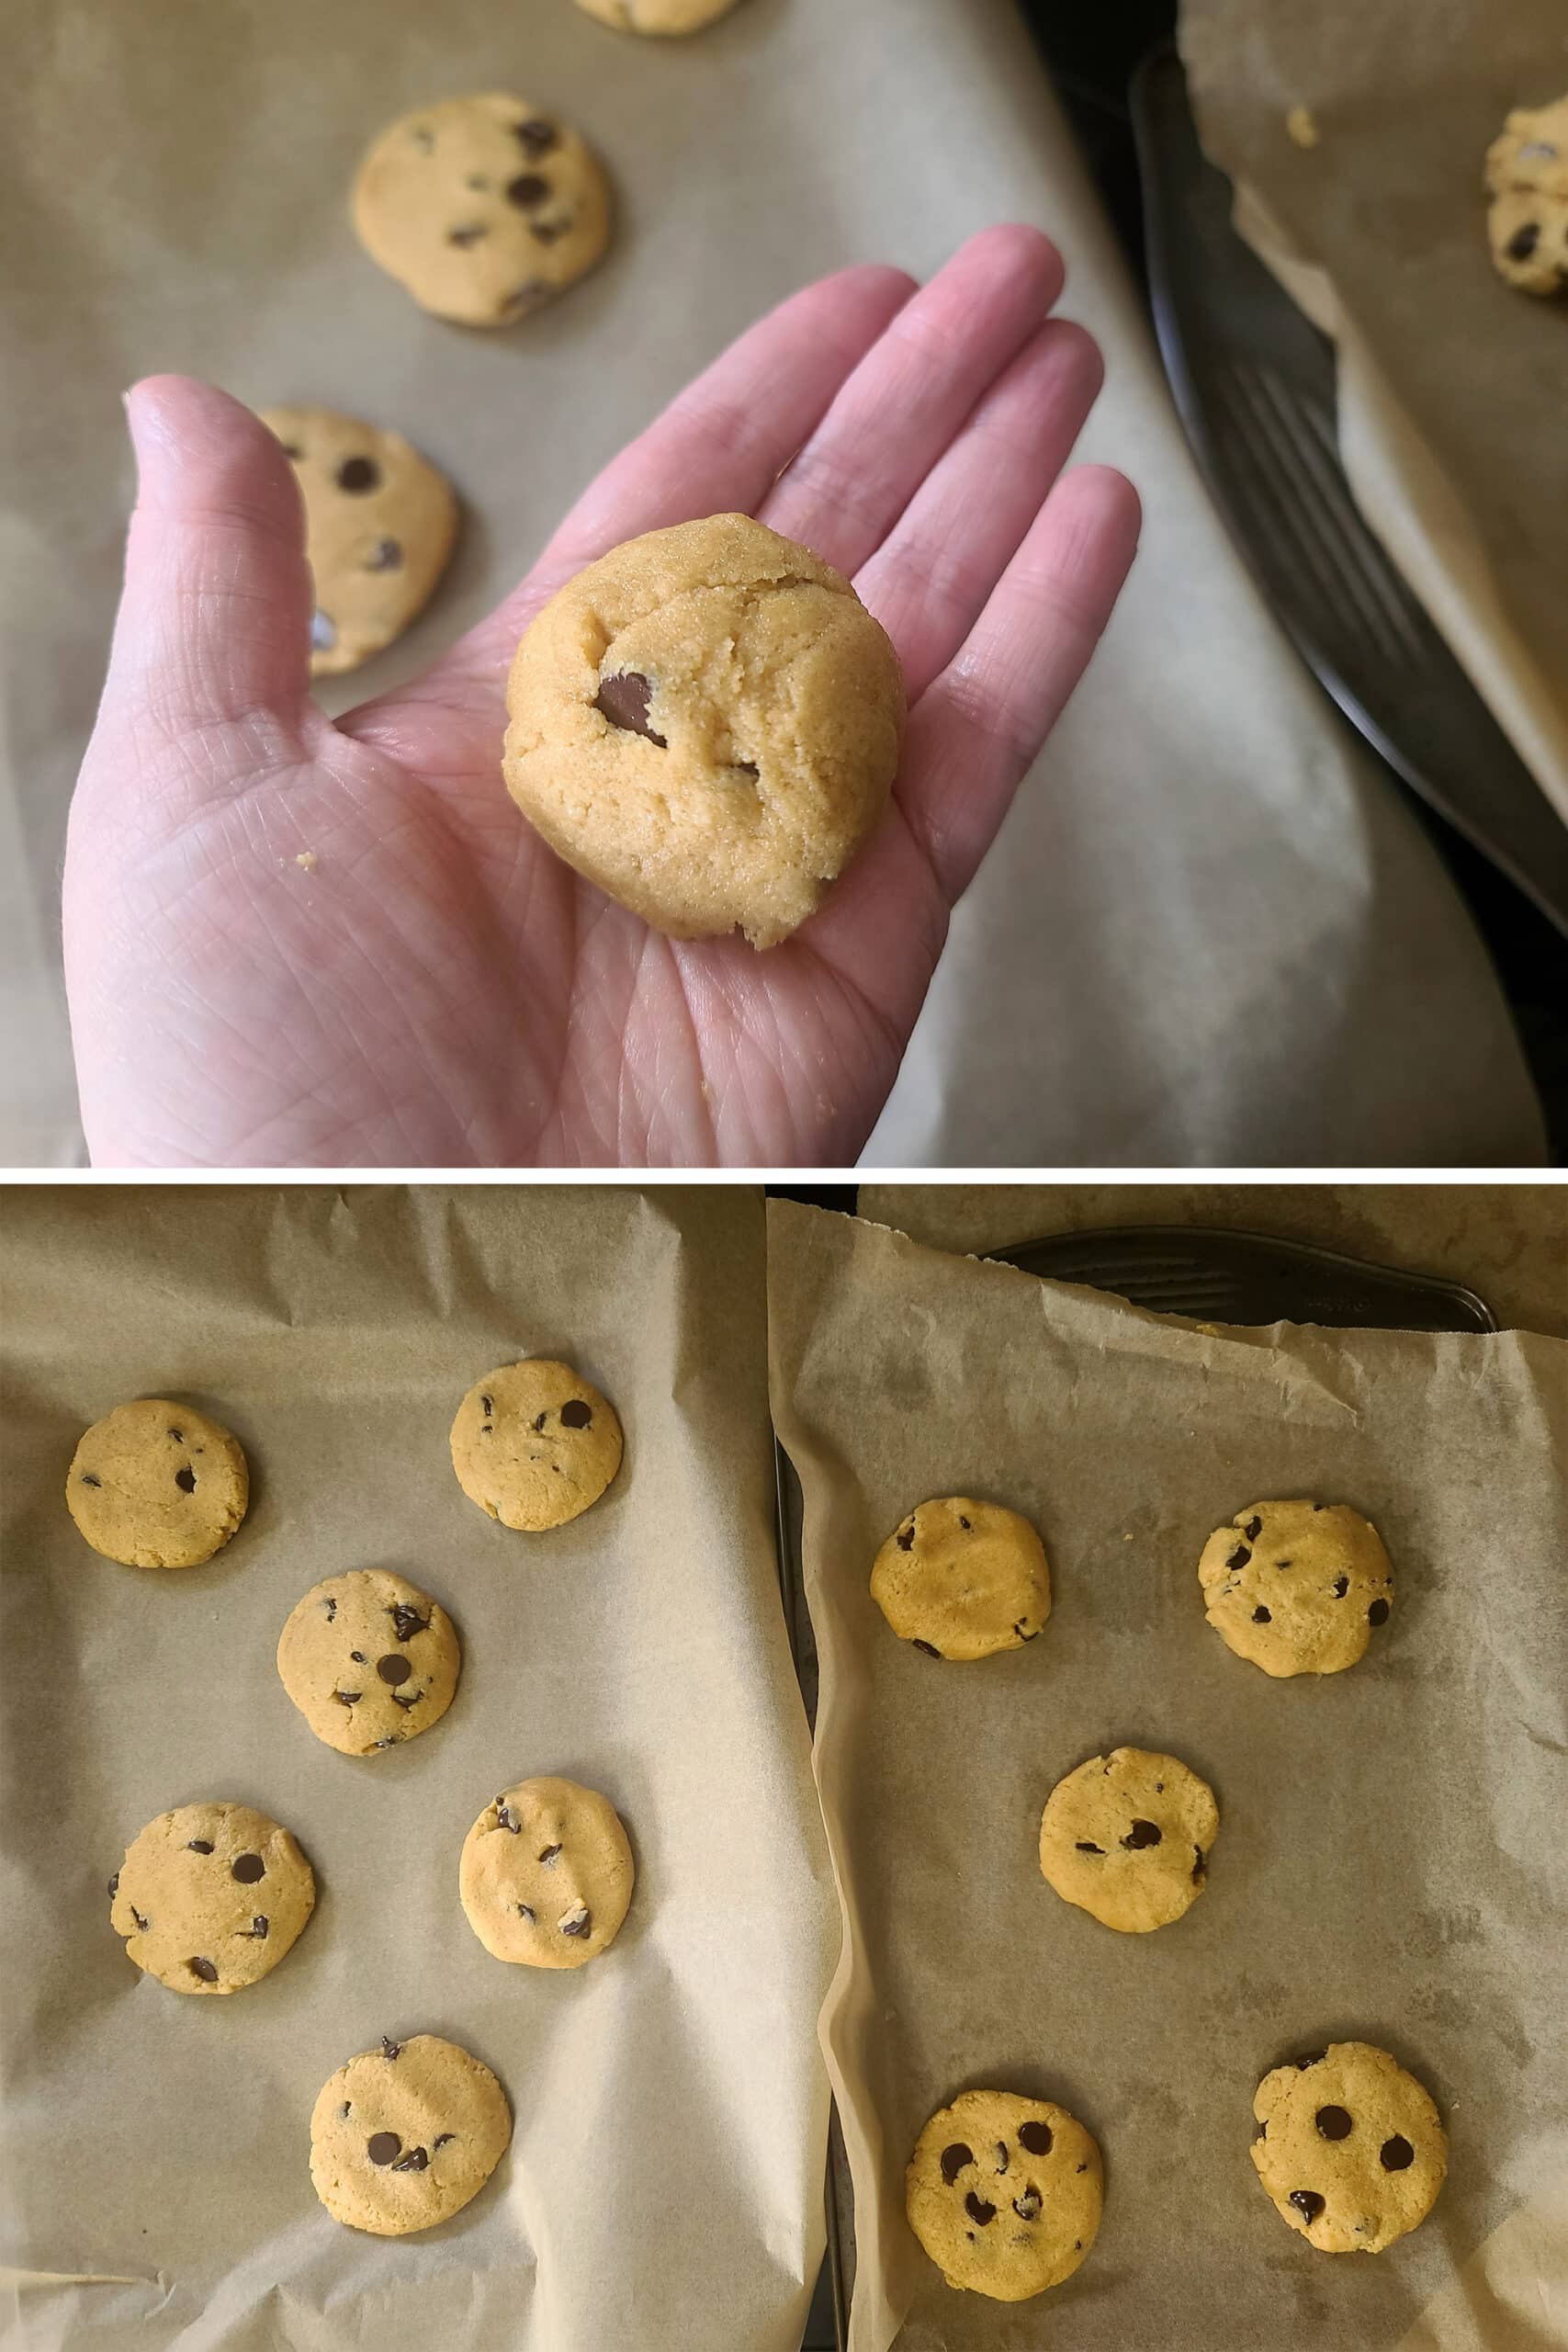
[0,1183,836,2352]
[1180,0,1568,820]
[767,1201,1568,2352]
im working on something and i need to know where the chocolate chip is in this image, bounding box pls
[896,1525,914,1551]
[940,2143,972,2183]
[1332,1576,1349,1598]
[447,224,489,247]
[1227,1545,1251,1569]
[1381,2134,1415,2170]
[334,1690,362,1706]
[367,2132,401,2165]
[1076,2162,1088,2173]
[530,220,569,245]
[80,1473,101,1486]
[1122,1819,1162,1849]
[1253,1605,1271,1623]
[1314,1502,1327,1512]
[496,1804,522,1835]
[1316,2106,1352,2140]
[1293,2051,1326,2069]
[371,1737,397,1750]
[560,1905,592,1938]
[1192,1846,1207,1882]
[1508,222,1541,261]
[389,1604,429,1642]
[1289,2189,1325,2223]
[1013,2188,1042,2221]
[538,1844,562,1864]
[187,1839,214,1854]
[188,1957,219,1983]
[964,2194,997,2225]
[434,2132,455,2148]
[1075,1841,1104,1855]
[533,1411,547,1431]
[517,1903,536,1923]
[239,1915,268,1939]
[1243,1516,1262,1541]
[390,1690,422,1710]
[340,2101,352,2119]
[323,1597,337,1622]
[350,1652,366,1664]
[1018,2120,1053,2156]
[378,1654,412,1687]
[107,1871,119,1897]
[130,1907,148,1931]
[911,1639,942,1657]
[506,173,550,209]
[337,457,379,493]
[559,1398,592,1429]
[515,119,558,156]
[382,2037,402,2061]
[174,1465,197,1493]
[993,2142,1009,2172]
[231,1853,265,1883]
[310,611,336,652]
[958,1516,972,1531]
[1368,1599,1390,1625]
[392,2145,429,2172]
[481,1396,493,1417]
[1277,1557,1293,1569]
[365,537,403,571]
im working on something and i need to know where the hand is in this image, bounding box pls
[65,225,1139,1166]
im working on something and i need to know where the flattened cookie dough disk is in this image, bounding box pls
[1252,2042,1448,2253]
[573,0,743,30]
[1039,1747,1218,1933]
[352,94,611,326]
[1199,1500,1393,1678]
[277,1569,461,1754]
[907,2089,1102,2301]
[450,1358,622,1531]
[460,1776,634,1967]
[1488,188,1568,295]
[502,514,906,949]
[67,1398,248,1568]
[871,1497,1050,1661]
[109,1802,314,1994]
[260,407,457,674]
[310,2033,512,2234]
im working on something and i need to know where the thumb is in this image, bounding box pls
[99,375,313,745]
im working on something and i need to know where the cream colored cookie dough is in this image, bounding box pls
[871,1497,1049,1662]
[259,406,457,674]
[1486,95,1568,201]
[907,2089,1102,2301]
[276,1569,461,1755]
[460,1776,634,1968]
[310,2033,512,2235]
[1038,1747,1218,1934]
[108,1801,314,1994]
[67,1398,248,1569]
[502,514,906,949]
[450,1358,622,1531]
[1252,2042,1448,2253]
[573,0,742,31]
[352,94,611,326]
[1199,1500,1393,1678]
[1487,187,1568,295]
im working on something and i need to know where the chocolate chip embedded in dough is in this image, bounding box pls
[594,671,668,746]
[367,2132,401,2165]
[1290,2188,1325,2224]
[337,457,380,493]
[1018,2120,1053,2156]
[940,2143,972,2184]
[559,1398,593,1429]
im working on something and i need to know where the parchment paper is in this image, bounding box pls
[0,0,1542,1169]
[0,1184,837,2352]
[767,1200,1568,2352]
[1180,0,1568,820]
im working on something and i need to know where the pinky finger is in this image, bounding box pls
[898,464,1141,909]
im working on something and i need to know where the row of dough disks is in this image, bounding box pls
[75,1360,629,2236]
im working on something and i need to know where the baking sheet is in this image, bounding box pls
[1180,0,1568,820]
[0,1183,837,2352]
[766,1200,1568,2352]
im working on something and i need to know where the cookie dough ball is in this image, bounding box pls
[310,2033,512,2235]
[1485,95,1568,200]
[1488,188,1568,295]
[573,0,743,31]
[1039,1747,1218,1934]
[460,1776,634,1968]
[259,407,457,675]
[1252,2042,1448,2253]
[67,1399,248,1569]
[450,1359,622,1531]
[907,2090,1102,2301]
[352,95,611,327]
[871,1498,1049,1662]
[109,1801,314,1995]
[277,1570,461,1755]
[1199,1501,1393,1678]
[502,514,906,949]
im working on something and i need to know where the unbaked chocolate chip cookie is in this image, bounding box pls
[1485,96,1568,296]
[573,0,743,31]
[310,2032,512,2234]
[459,1776,635,1968]
[450,1358,623,1531]
[352,94,612,326]
[109,1801,314,1994]
[1198,1500,1393,1678]
[870,1497,1050,1661]
[1038,1747,1218,1934]
[502,514,906,948]
[1252,2042,1448,2253]
[276,1569,461,1755]
[907,2089,1102,2301]
[67,1398,248,1569]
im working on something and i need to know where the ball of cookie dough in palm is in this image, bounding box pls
[502,514,906,949]
[573,0,743,31]
[450,1358,622,1531]
[1252,2042,1448,2254]
[907,2089,1102,2301]
[871,1498,1049,1661]
[1487,188,1568,294]
[460,1776,634,1968]
[67,1398,248,1569]
[109,1801,314,1994]
[259,407,457,674]
[310,2033,512,2235]
[1199,1500,1393,1678]
[1485,94,1568,200]
[277,1569,461,1755]
[1039,1747,1218,1934]
[351,94,611,326]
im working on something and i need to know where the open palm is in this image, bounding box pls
[65,227,1138,1166]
